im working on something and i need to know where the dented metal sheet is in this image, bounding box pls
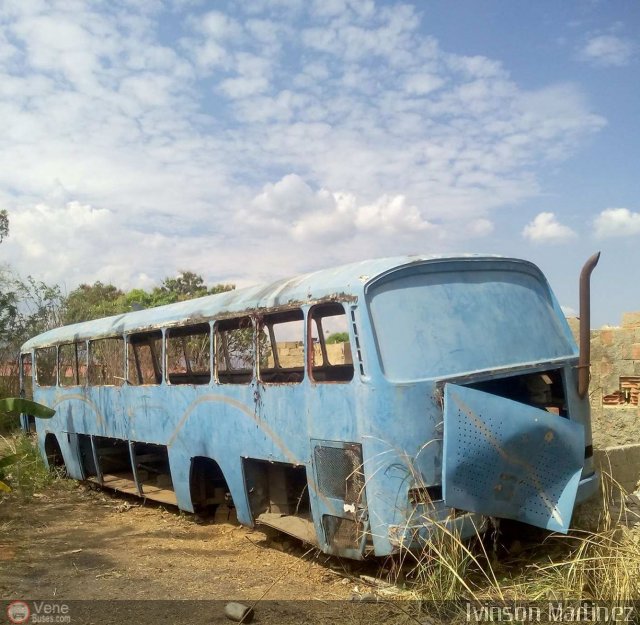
[443,384,585,533]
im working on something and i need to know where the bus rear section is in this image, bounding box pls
[362,258,597,555]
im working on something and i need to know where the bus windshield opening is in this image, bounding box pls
[367,268,575,382]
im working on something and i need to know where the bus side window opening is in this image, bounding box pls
[89,338,125,386]
[215,317,253,385]
[59,342,88,387]
[166,323,211,385]
[127,331,162,385]
[309,303,354,383]
[20,352,36,432]
[35,346,57,387]
[21,352,33,399]
[259,309,304,384]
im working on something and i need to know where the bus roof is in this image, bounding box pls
[22,253,526,350]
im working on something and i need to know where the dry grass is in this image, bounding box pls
[388,471,640,620]
[393,518,502,603]
[499,472,640,602]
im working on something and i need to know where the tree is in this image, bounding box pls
[326,332,349,344]
[63,282,126,324]
[157,271,235,303]
[13,276,64,341]
[124,288,158,311]
[208,282,236,296]
[0,271,64,400]
[62,273,236,324]
[160,271,208,299]
[0,215,14,340]
[0,216,64,405]
[0,210,8,244]
[0,268,19,341]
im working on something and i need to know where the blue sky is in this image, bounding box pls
[0,0,638,327]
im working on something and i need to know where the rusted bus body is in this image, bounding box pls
[20,255,597,559]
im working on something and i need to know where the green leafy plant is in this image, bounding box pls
[0,453,21,492]
[325,331,349,344]
[0,398,55,492]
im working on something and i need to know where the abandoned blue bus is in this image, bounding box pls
[20,255,598,559]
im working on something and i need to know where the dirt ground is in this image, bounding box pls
[0,481,429,625]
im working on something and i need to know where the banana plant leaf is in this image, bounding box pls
[0,398,55,418]
[0,454,21,469]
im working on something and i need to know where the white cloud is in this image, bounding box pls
[403,72,445,95]
[594,208,640,238]
[577,34,636,67]
[468,218,494,237]
[219,52,272,98]
[246,174,436,242]
[522,212,577,243]
[2,200,242,291]
[198,11,242,40]
[354,194,433,235]
[249,174,337,231]
[0,2,606,291]
[5,202,118,282]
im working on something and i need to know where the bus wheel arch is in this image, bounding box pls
[44,433,67,474]
[189,456,233,516]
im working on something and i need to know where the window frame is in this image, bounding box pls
[165,322,212,385]
[307,302,355,384]
[88,336,126,387]
[126,330,163,386]
[214,316,255,385]
[20,352,34,397]
[258,308,305,385]
[35,346,58,387]
[58,341,88,387]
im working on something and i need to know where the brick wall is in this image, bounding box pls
[569,311,640,448]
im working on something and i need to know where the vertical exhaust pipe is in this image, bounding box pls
[578,252,600,398]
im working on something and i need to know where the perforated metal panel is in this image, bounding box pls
[314,443,364,505]
[443,383,585,533]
